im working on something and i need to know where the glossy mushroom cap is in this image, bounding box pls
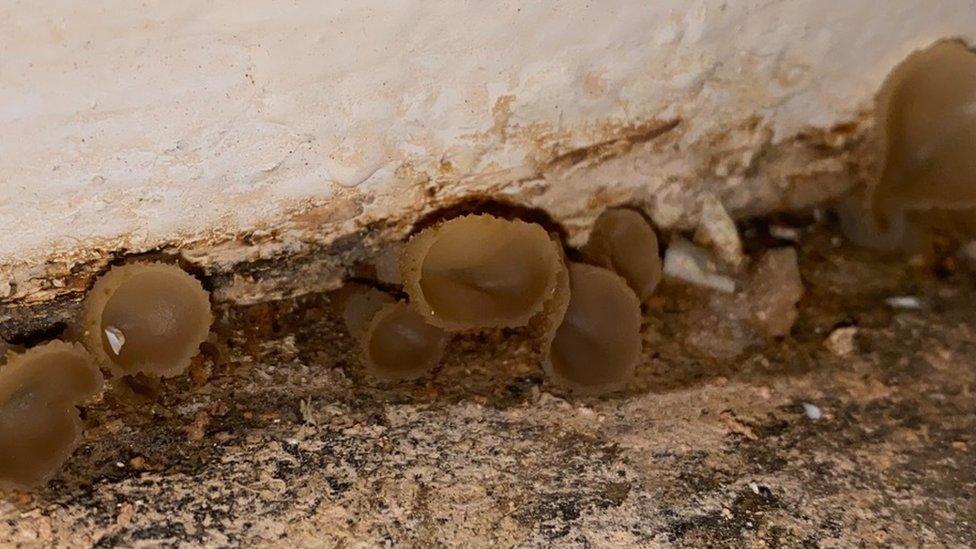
[581,208,662,302]
[0,341,103,490]
[361,303,449,381]
[400,215,566,331]
[336,285,396,339]
[80,262,212,378]
[338,286,448,381]
[872,41,976,222]
[544,263,642,394]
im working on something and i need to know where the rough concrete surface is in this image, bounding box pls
[1,217,975,547]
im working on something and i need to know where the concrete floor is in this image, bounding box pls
[1,221,974,547]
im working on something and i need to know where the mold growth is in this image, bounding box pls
[0,341,103,490]
[581,208,662,302]
[544,263,642,393]
[338,285,449,381]
[400,214,566,331]
[79,262,213,378]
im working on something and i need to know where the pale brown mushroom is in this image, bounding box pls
[335,284,396,339]
[581,208,662,302]
[871,40,976,225]
[340,286,449,381]
[400,214,566,331]
[0,341,103,490]
[79,262,212,378]
[544,263,642,393]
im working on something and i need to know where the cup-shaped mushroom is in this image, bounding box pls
[335,284,396,339]
[872,41,976,222]
[360,302,449,381]
[79,262,213,378]
[0,341,103,490]
[400,215,566,331]
[581,208,662,301]
[544,263,642,394]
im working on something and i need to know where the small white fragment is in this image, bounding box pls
[104,326,126,355]
[749,482,760,494]
[885,296,922,310]
[825,326,858,357]
[693,194,744,270]
[663,237,736,293]
[802,402,822,421]
[769,225,800,242]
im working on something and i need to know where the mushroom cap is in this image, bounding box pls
[872,41,976,220]
[79,262,212,378]
[581,208,662,301]
[544,263,642,394]
[0,341,103,490]
[361,302,449,381]
[400,214,566,331]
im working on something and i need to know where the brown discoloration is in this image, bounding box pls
[544,119,681,173]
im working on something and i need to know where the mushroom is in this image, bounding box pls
[339,286,449,381]
[79,262,212,378]
[870,40,976,232]
[581,208,663,302]
[400,214,566,331]
[543,263,642,394]
[0,341,103,490]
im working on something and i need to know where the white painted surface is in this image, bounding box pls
[1,0,973,274]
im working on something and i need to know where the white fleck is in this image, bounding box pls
[802,402,822,420]
[885,296,923,310]
[663,237,736,293]
[769,225,800,242]
[749,482,760,494]
[104,326,126,355]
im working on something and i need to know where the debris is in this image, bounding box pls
[663,237,736,293]
[183,410,211,442]
[128,456,147,470]
[748,248,804,337]
[885,296,922,310]
[719,410,758,440]
[769,225,801,242]
[802,402,822,420]
[104,326,126,355]
[694,194,745,270]
[825,326,858,356]
[299,397,318,426]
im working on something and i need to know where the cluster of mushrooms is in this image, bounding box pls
[0,209,659,491]
[0,263,213,490]
[339,209,659,391]
[1,39,973,492]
